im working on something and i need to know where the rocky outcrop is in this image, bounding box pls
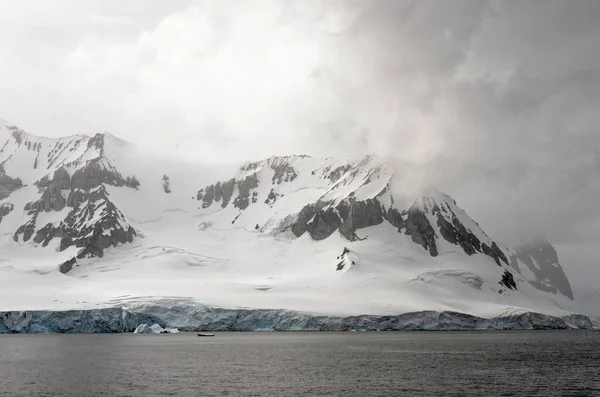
[198,174,258,210]
[66,189,86,208]
[0,165,22,199]
[306,207,342,240]
[62,186,136,258]
[17,185,136,259]
[39,185,66,212]
[59,257,77,274]
[499,270,517,290]
[0,202,13,223]
[325,165,352,183]
[14,216,36,242]
[162,174,171,193]
[233,174,259,210]
[264,189,278,207]
[87,133,105,152]
[271,162,297,184]
[385,207,405,231]
[404,205,438,256]
[52,167,71,190]
[510,241,574,299]
[422,195,509,266]
[71,159,139,190]
[338,199,384,241]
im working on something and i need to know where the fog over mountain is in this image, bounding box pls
[0,0,599,304]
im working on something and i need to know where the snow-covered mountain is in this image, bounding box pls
[0,120,585,321]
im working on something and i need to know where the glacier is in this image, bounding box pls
[0,120,597,328]
[0,303,595,334]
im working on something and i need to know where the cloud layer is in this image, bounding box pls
[1,0,599,245]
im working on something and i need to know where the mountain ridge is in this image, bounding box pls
[0,120,581,319]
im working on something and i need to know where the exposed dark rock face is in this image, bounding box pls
[197,178,239,209]
[385,207,405,231]
[500,270,517,290]
[52,167,71,190]
[291,205,316,238]
[510,241,574,299]
[292,198,387,242]
[37,185,66,212]
[59,257,77,274]
[17,185,136,260]
[305,207,342,240]
[265,189,278,207]
[427,199,508,266]
[437,216,480,255]
[162,174,171,194]
[71,159,138,190]
[0,165,23,199]
[35,175,51,191]
[67,189,86,208]
[338,199,384,241]
[87,133,105,152]
[219,179,235,208]
[64,186,136,258]
[14,216,36,242]
[272,163,297,185]
[233,173,259,210]
[404,205,438,257]
[326,165,352,183]
[199,185,214,208]
[492,242,509,265]
[124,176,140,189]
[33,223,57,246]
[7,125,25,144]
[0,202,13,224]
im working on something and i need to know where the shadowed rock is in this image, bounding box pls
[52,167,71,190]
[385,207,405,231]
[67,189,86,208]
[14,216,36,242]
[306,207,342,240]
[326,165,352,182]
[71,158,138,190]
[338,199,384,241]
[510,241,573,299]
[220,179,235,208]
[404,205,438,256]
[500,270,517,290]
[0,165,23,199]
[271,163,297,184]
[265,189,278,206]
[233,173,259,210]
[23,185,136,260]
[71,159,122,190]
[39,185,66,212]
[162,174,171,194]
[0,203,13,224]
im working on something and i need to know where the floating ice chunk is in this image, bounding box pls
[133,323,165,334]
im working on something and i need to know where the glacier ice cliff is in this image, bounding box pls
[0,303,596,333]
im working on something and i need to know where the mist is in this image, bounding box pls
[1,0,599,246]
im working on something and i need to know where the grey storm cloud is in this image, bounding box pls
[1,0,600,246]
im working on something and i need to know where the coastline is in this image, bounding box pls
[0,304,596,334]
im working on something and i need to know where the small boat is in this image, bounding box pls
[197,332,215,337]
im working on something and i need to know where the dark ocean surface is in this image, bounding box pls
[1,331,599,396]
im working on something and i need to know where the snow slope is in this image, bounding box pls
[0,119,587,320]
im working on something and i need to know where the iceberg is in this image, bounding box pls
[133,323,180,334]
[133,323,165,334]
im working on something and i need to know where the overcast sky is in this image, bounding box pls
[1,0,599,251]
